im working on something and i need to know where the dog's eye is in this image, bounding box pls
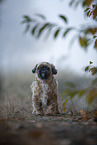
[46,67,50,71]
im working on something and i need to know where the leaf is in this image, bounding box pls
[92,5,96,8]
[79,36,89,48]
[24,24,30,33]
[69,0,75,6]
[63,28,74,37]
[94,39,97,49]
[23,15,32,22]
[21,20,27,24]
[88,11,93,17]
[78,89,87,98]
[90,61,93,64]
[89,28,97,35]
[93,36,97,38]
[93,5,97,19]
[54,28,61,39]
[74,1,80,8]
[85,66,89,72]
[63,108,66,112]
[35,13,46,20]
[87,10,91,16]
[86,89,97,105]
[61,89,71,99]
[63,98,69,107]
[69,90,78,99]
[90,67,97,75]
[37,23,50,38]
[31,24,39,35]
[82,0,86,7]
[85,0,93,6]
[84,8,90,12]
[59,15,68,24]
[65,82,76,88]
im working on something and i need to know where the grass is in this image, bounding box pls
[0,70,96,120]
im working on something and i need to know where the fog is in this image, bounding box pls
[0,0,96,75]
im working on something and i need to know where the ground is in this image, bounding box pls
[0,73,97,145]
[0,114,97,145]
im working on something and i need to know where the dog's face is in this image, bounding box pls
[32,62,57,80]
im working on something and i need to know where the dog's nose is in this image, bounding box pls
[41,73,45,78]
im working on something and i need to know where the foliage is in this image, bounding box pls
[22,0,97,50]
[85,61,97,75]
[62,78,97,112]
[62,61,97,112]
[21,0,97,111]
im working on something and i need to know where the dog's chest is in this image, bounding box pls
[41,83,49,106]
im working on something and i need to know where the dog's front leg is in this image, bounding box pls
[32,96,44,115]
[46,100,59,115]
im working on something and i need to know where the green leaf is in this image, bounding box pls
[35,13,46,20]
[69,0,75,6]
[86,89,97,105]
[92,5,96,8]
[85,66,89,72]
[63,98,69,107]
[54,28,61,39]
[37,23,50,38]
[61,89,71,99]
[82,0,86,7]
[24,24,30,33]
[23,15,32,22]
[87,10,90,17]
[78,89,87,98]
[63,28,74,37]
[93,36,97,38]
[84,8,90,12]
[59,15,68,24]
[65,82,76,88]
[69,90,78,99]
[21,20,27,24]
[23,15,30,19]
[31,24,39,35]
[90,61,93,64]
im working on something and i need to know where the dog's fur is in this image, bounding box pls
[31,62,59,115]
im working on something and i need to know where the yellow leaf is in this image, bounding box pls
[60,109,63,113]
[78,89,87,98]
[63,108,66,112]
[86,89,97,104]
[89,28,97,35]
[63,98,69,107]
[85,0,93,6]
[90,67,97,75]
[93,5,97,19]
[79,36,88,48]
[94,39,97,49]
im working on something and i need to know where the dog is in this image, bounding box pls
[31,62,60,115]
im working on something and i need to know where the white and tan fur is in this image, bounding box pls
[31,62,59,115]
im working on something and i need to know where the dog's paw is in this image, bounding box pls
[32,110,44,116]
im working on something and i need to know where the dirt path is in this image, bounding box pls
[0,115,97,145]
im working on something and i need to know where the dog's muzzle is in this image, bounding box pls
[38,66,50,80]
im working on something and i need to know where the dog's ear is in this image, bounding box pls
[51,64,57,75]
[32,64,38,73]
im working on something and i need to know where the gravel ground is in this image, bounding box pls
[0,115,97,145]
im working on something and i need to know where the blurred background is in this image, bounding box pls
[0,0,97,116]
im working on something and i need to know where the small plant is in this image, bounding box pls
[62,61,97,113]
